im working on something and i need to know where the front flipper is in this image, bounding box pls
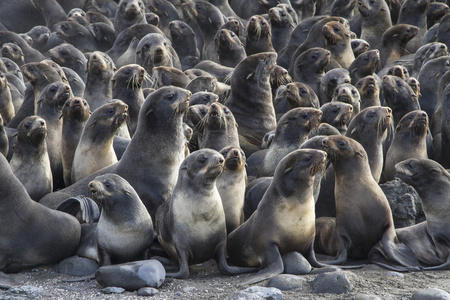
[241,243,283,285]
[56,195,100,224]
[215,241,258,276]
[165,246,190,279]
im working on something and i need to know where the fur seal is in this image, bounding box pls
[0,31,45,63]
[348,49,380,85]
[380,158,450,270]
[274,82,320,119]
[88,22,116,52]
[189,91,218,106]
[382,75,420,126]
[217,146,246,234]
[89,173,154,265]
[114,0,146,36]
[112,64,146,137]
[0,152,80,273]
[320,102,353,135]
[292,47,331,98]
[0,114,8,157]
[135,33,181,77]
[185,104,209,153]
[319,68,351,105]
[37,81,73,190]
[72,100,128,183]
[49,43,88,83]
[155,149,255,278]
[315,135,421,271]
[84,51,116,111]
[355,76,381,110]
[331,83,361,117]
[358,0,392,50]
[61,97,91,187]
[351,39,370,58]
[225,52,278,157]
[229,0,291,19]
[245,15,275,57]
[1,43,25,67]
[200,102,240,152]
[387,65,409,79]
[215,29,246,68]
[54,21,98,53]
[168,20,200,71]
[379,24,419,68]
[412,42,447,78]
[268,5,295,52]
[31,0,66,31]
[397,0,428,53]
[9,116,52,201]
[0,72,14,125]
[384,110,429,181]
[227,149,328,284]
[153,66,191,88]
[321,20,355,69]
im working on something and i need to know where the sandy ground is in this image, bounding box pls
[1,258,449,300]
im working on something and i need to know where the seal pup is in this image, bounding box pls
[83,51,116,111]
[156,149,256,279]
[168,20,200,70]
[386,65,409,79]
[268,5,295,52]
[227,149,328,285]
[72,100,129,183]
[1,43,25,67]
[331,83,361,117]
[217,146,246,234]
[358,0,392,50]
[215,29,246,68]
[379,24,419,68]
[397,0,428,53]
[0,72,14,125]
[9,116,52,201]
[153,66,191,88]
[351,39,370,58]
[54,21,98,53]
[314,135,421,271]
[348,50,380,85]
[355,76,381,110]
[61,97,91,187]
[225,52,277,157]
[48,43,88,82]
[245,15,275,56]
[200,102,239,152]
[384,110,429,181]
[319,68,351,105]
[0,31,45,63]
[112,64,146,137]
[0,153,80,273]
[89,173,154,265]
[375,158,450,270]
[36,81,73,190]
[274,82,320,121]
[321,20,355,69]
[411,42,447,78]
[320,102,353,135]
[114,0,146,36]
[0,114,8,157]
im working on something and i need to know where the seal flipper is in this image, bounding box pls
[369,229,422,271]
[165,247,190,279]
[215,241,258,276]
[241,243,284,285]
[56,195,100,224]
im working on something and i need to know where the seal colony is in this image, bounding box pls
[0,0,449,296]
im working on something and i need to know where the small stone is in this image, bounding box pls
[56,256,98,276]
[0,273,24,290]
[310,266,342,275]
[282,251,312,275]
[267,274,306,290]
[175,291,182,296]
[182,287,196,293]
[137,287,158,296]
[312,271,354,294]
[101,287,125,294]
[411,288,450,300]
[386,272,404,278]
[227,286,283,300]
[8,286,44,298]
[353,294,382,300]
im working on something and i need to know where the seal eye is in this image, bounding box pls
[108,108,115,114]
[334,26,340,32]
[198,156,206,163]
[166,93,174,100]
[304,155,311,162]
[409,114,414,120]
[332,108,339,113]
[396,80,402,87]
[299,88,306,93]
[50,85,57,93]
[367,112,375,118]
[25,121,32,129]
[302,112,309,119]
[338,141,346,147]
[352,89,357,95]
[224,108,229,113]
[104,181,111,187]
[122,1,128,7]
[430,46,436,52]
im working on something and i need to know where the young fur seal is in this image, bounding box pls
[227,149,328,285]
[156,149,256,279]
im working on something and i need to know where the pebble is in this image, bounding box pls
[310,266,342,275]
[312,271,354,294]
[282,251,312,275]
[266,274,306,290]
[352,294,382,300]
[410,288,450,300]
[8,286,44,298]
[137,287,158,296]
[227,286,283,300]
[101,287,125,294]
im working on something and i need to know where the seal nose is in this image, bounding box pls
[219,157,224,164]
[74,99,80,104]
[386,107,392,114]
[211,103,216,109]
[40,120,45,126]
[233,149,238,156]
[349,105,353,111]
[421,112,427,117]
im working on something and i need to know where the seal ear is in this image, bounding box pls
[246,72,254,80]
[356,150,364,157]
[284,167,293,174]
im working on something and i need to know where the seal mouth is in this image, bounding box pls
[337,95,351,103]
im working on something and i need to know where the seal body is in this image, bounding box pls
[10,116,52,201]
[227,149,328,284]
[89,173,154,265]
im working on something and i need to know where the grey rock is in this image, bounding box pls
[8,286,44,298]
[380,178,425,228]
[182,287,197,293]
[282,251,312,275]
[411,288,450,300]
[0,273,25,290]
[352,294,381,300]
[101,287,125,294]
[137,287,158,296]
[267,274,306,290]
[227,286,283,300]
[386,272,404,278]
[312,271,354,294]
[310,266,342,274]
[56,256,98,276]
[96,259,165,291]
